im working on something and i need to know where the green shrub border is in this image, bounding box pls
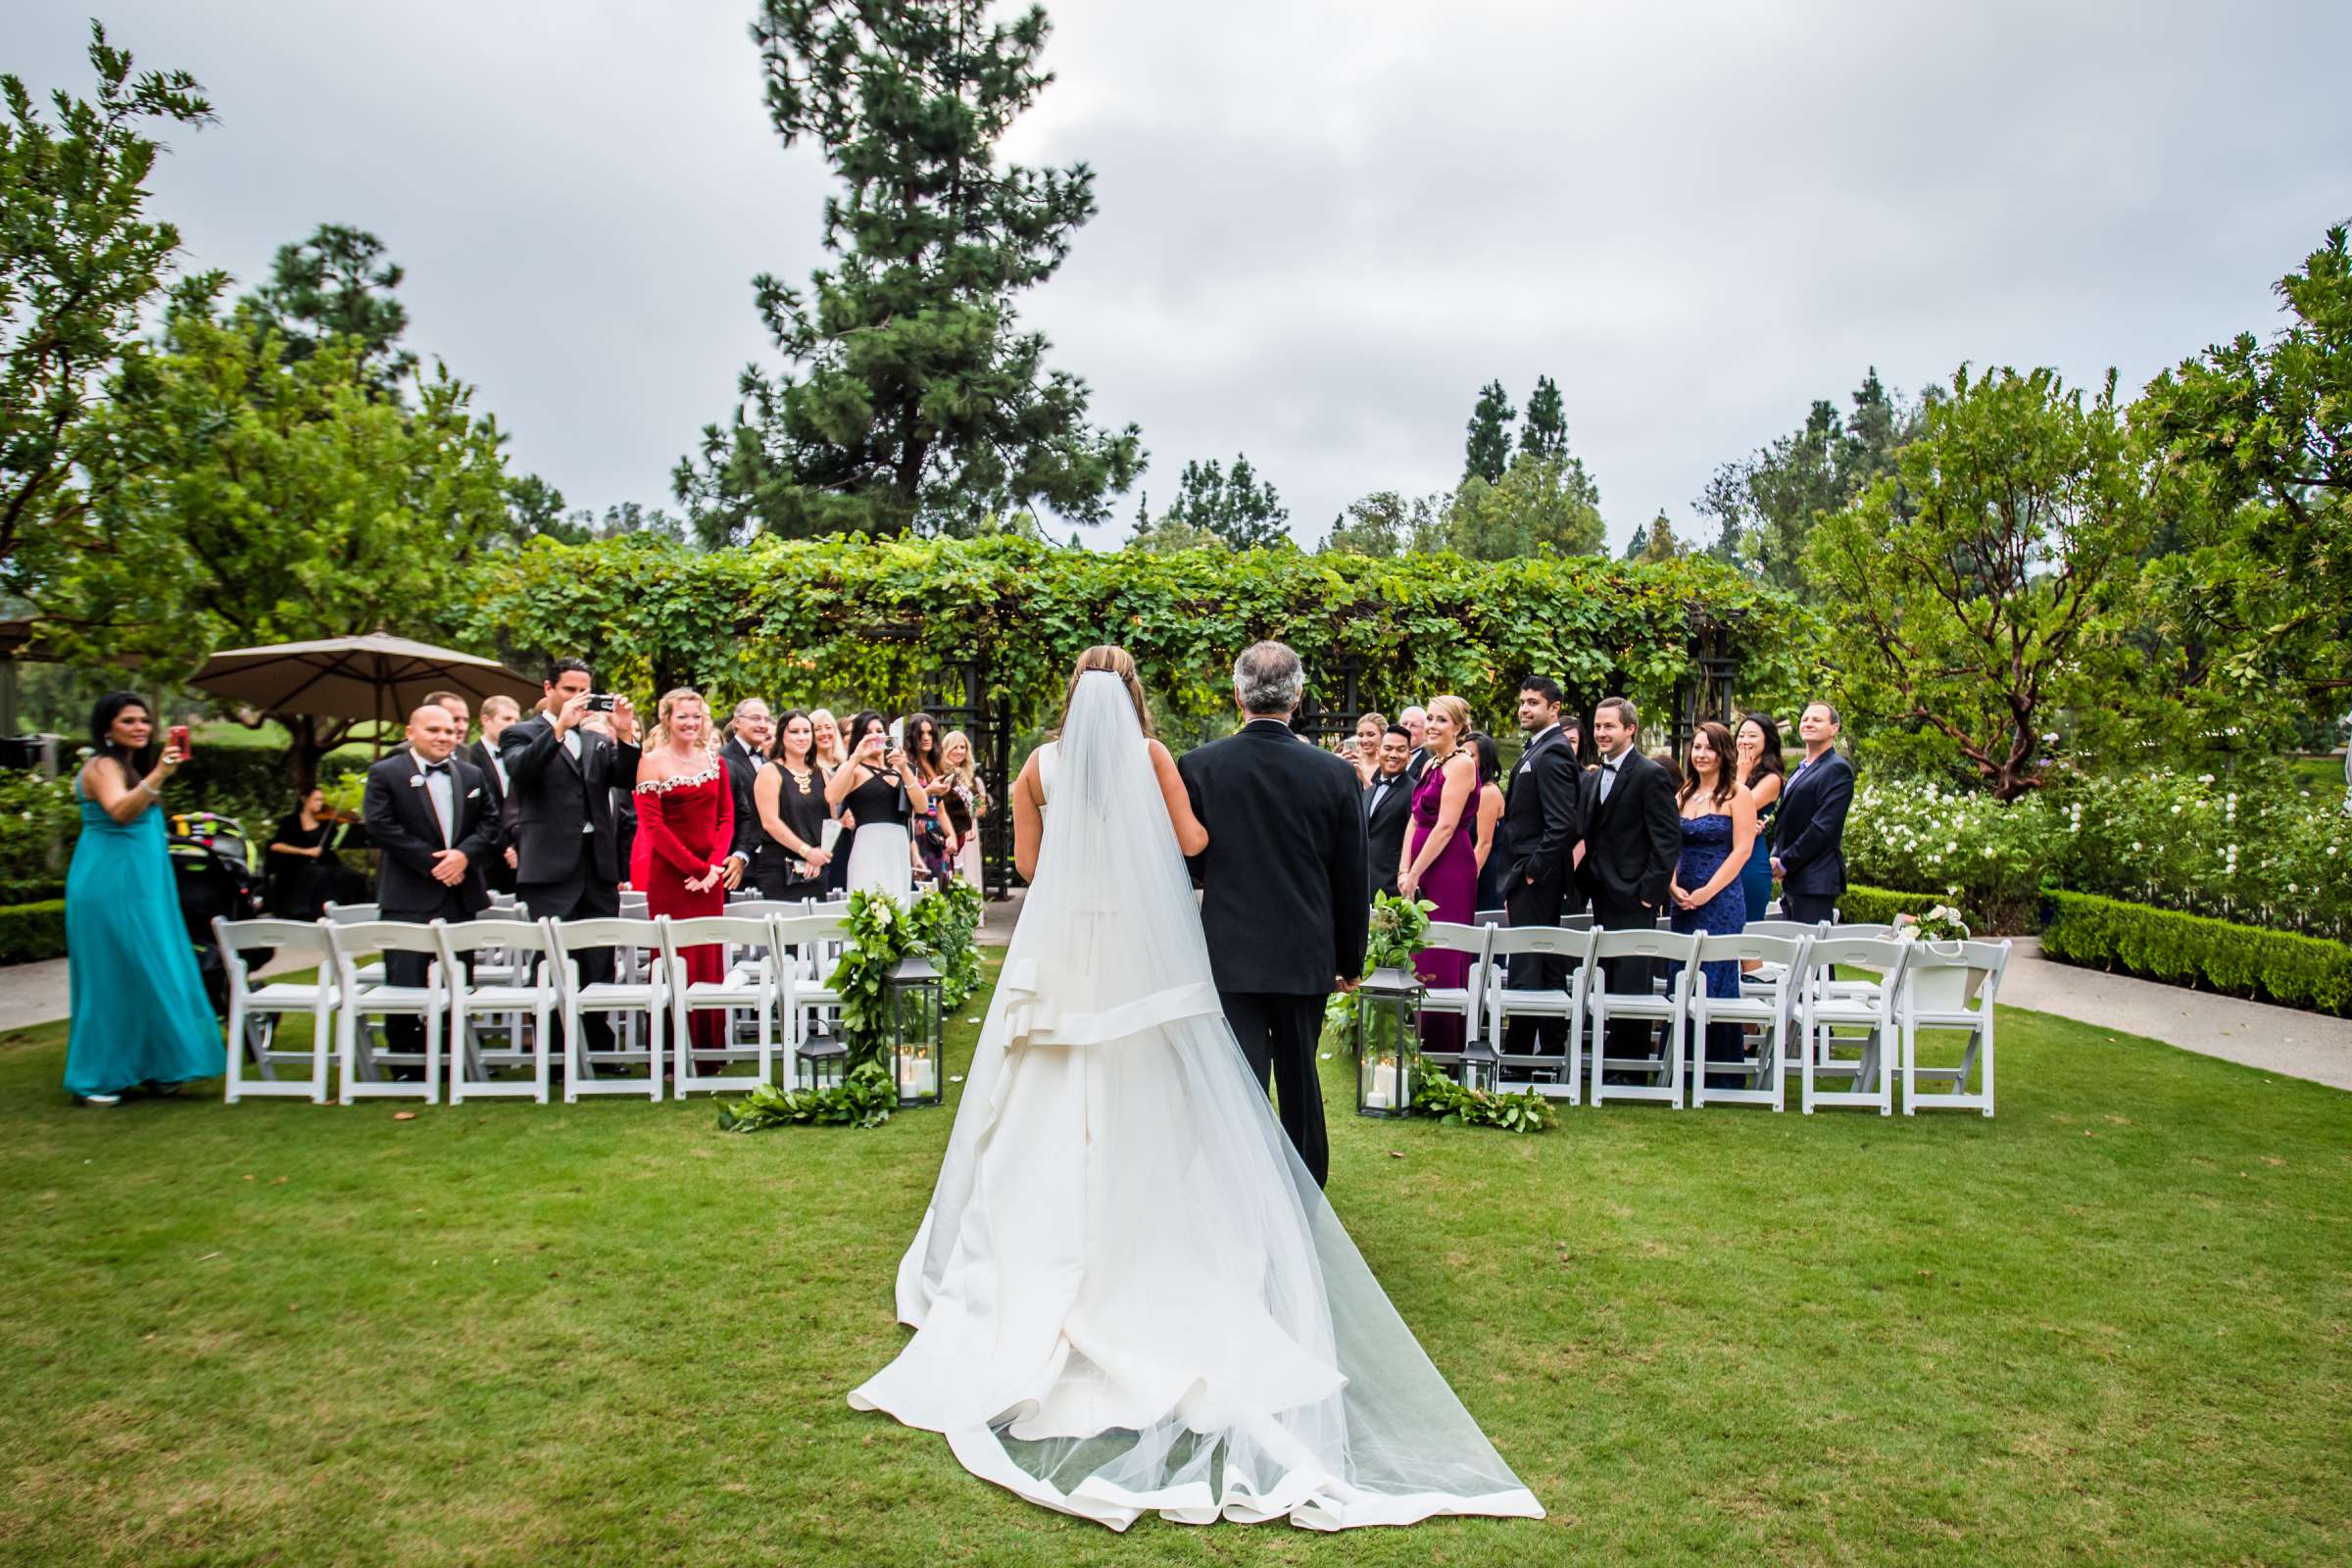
[0,900,68,965]
[2040,891,2352,1017]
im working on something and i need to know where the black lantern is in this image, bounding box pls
[1354,965,1423,1117]
[888,953,946,1107]
[1460,1036,1501,1096]
[795,1021,848,1093]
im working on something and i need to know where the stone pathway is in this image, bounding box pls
[1998,937,2352,1092]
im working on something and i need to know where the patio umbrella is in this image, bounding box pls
[188,632,541,732]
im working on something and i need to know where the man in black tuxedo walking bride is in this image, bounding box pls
[1178,641,1370,1188]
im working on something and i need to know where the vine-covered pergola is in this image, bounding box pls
[468,535,1811,892]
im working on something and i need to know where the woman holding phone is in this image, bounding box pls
[64,694,222,1105]
[824,709,929,903]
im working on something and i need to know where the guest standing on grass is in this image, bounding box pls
[64,693,221,1106]
[466,694,522,895]
[1665,721,1756,1088]
[1772,701,1854,926]
[1399,695,1480,1052]
[1734,712,1787,928]
[633,690,735,1056]
[939,729,987,886]
[1579,697,1682,1072]
[753,710,835,901]
[364,704,498,1065]
[1469,731,1509,914]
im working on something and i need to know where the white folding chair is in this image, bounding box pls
[547,916,667,1101]
[1797,936,1908,1114]
[1828,922,1899,940]
[1899,939,2007,1116]
[322,900,386,984]
[1688,931,1808,1111]
[803,899,851,920]
[438,918,557,1103]
[661,914,781,1095]
[1587,928,1700,1108]
[1558,912,1594,933]
[618,889,650,917]
[323,919,447,1103]
[772,911,852,1047]
[1486,924,1595,1102]
[1412,921,1494,1073]
[216,917,337,1103]
[1472,906,1508,927]
[1742,919,1827,940]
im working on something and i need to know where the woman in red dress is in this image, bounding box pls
[633,689,735,1056]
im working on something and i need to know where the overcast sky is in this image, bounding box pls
[16,1,2351,549]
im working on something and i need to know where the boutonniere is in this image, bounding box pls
[408,774,426,789]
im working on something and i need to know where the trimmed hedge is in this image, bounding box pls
[0,900,68,965]
[2040,891,2352,1017]
[1838,885,1954,928]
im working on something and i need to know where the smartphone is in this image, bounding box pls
[585,693,618,712]
[167,724,191,758]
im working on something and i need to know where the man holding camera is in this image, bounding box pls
[500,659,641,1053]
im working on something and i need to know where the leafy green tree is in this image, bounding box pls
[1805,366,2154,800]
[53,280,513,789]
[673,0,1143,542]
[1319,490,1446,556]
[1463,379,1515,483]
[2138,221,2352,719]
[1125,506,1224,554]
[0,23,210,610]
[238,222,416,395]
[1521,373,1567,463]
[502,472,589,546]
[1446,453,1606,560]
[1154,453,1288,548]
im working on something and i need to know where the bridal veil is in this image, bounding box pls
[848,669,1543,1532]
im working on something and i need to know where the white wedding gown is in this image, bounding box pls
[849,672,1544,1532]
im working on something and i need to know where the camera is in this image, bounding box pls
[585,693,618,712]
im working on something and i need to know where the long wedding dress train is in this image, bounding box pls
[849,674,1543,1532]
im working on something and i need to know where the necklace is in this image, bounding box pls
[786,765,813,796]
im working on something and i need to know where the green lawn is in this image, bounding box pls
[2,954,2346,1567]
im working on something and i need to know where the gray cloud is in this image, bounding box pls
[15,1,2350,548]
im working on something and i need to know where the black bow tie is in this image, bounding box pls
[422,761,453,776]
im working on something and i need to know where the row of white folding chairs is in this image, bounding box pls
[217,909,851,1107]
[1416,919,2005,1114]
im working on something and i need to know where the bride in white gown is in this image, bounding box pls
[850,649,1544,1533]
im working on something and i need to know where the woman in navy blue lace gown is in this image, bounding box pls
[1668,722,1758,1089]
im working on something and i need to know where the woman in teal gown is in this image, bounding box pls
[64,694,222,1104]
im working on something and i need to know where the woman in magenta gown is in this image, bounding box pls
[1398,695,1482,1053]
[633,691,736,1057]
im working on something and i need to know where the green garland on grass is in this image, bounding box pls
[716,1060,897,1131]
[1409,1062,1558,1133]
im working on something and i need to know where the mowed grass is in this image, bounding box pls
[1,949,2347,1567]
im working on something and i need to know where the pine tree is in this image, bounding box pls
[674,1,1142,541]
[1521,373,1567,463]
[1463,379,1515,483]
[1159,453,1289,548]
[239,223,417,396]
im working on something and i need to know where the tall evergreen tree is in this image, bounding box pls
[1158,452,1289,548]
[1463,379,1515,483]
[674,0,1143,541]
[1521,373,1567,463]
[239,222,416,396]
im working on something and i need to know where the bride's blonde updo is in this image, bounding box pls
[1057,645,1154,739]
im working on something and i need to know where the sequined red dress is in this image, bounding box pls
[631,761,733,1053]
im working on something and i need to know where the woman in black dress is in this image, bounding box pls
[824,710,926,902]
[266,787,338,918]
[752,710,835,901]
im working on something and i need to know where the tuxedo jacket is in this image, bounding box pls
[1578,749,1681,910]
[1360,768,1413,900]
[717,738,764,863]
[1178,719,1370,995]
[1496,725,1584,896]
[498,712,642,887]
[463,739,512,855]
[1774,749,1855,897]
[361,752,496,918]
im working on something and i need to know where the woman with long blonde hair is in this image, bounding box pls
[632,688,737,1054]
[939,728,988,890]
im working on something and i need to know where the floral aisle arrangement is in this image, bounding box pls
[716,881,985,1132]
[1409,1062,1557,1133]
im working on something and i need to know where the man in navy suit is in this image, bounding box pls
[1772,701,1855,925]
